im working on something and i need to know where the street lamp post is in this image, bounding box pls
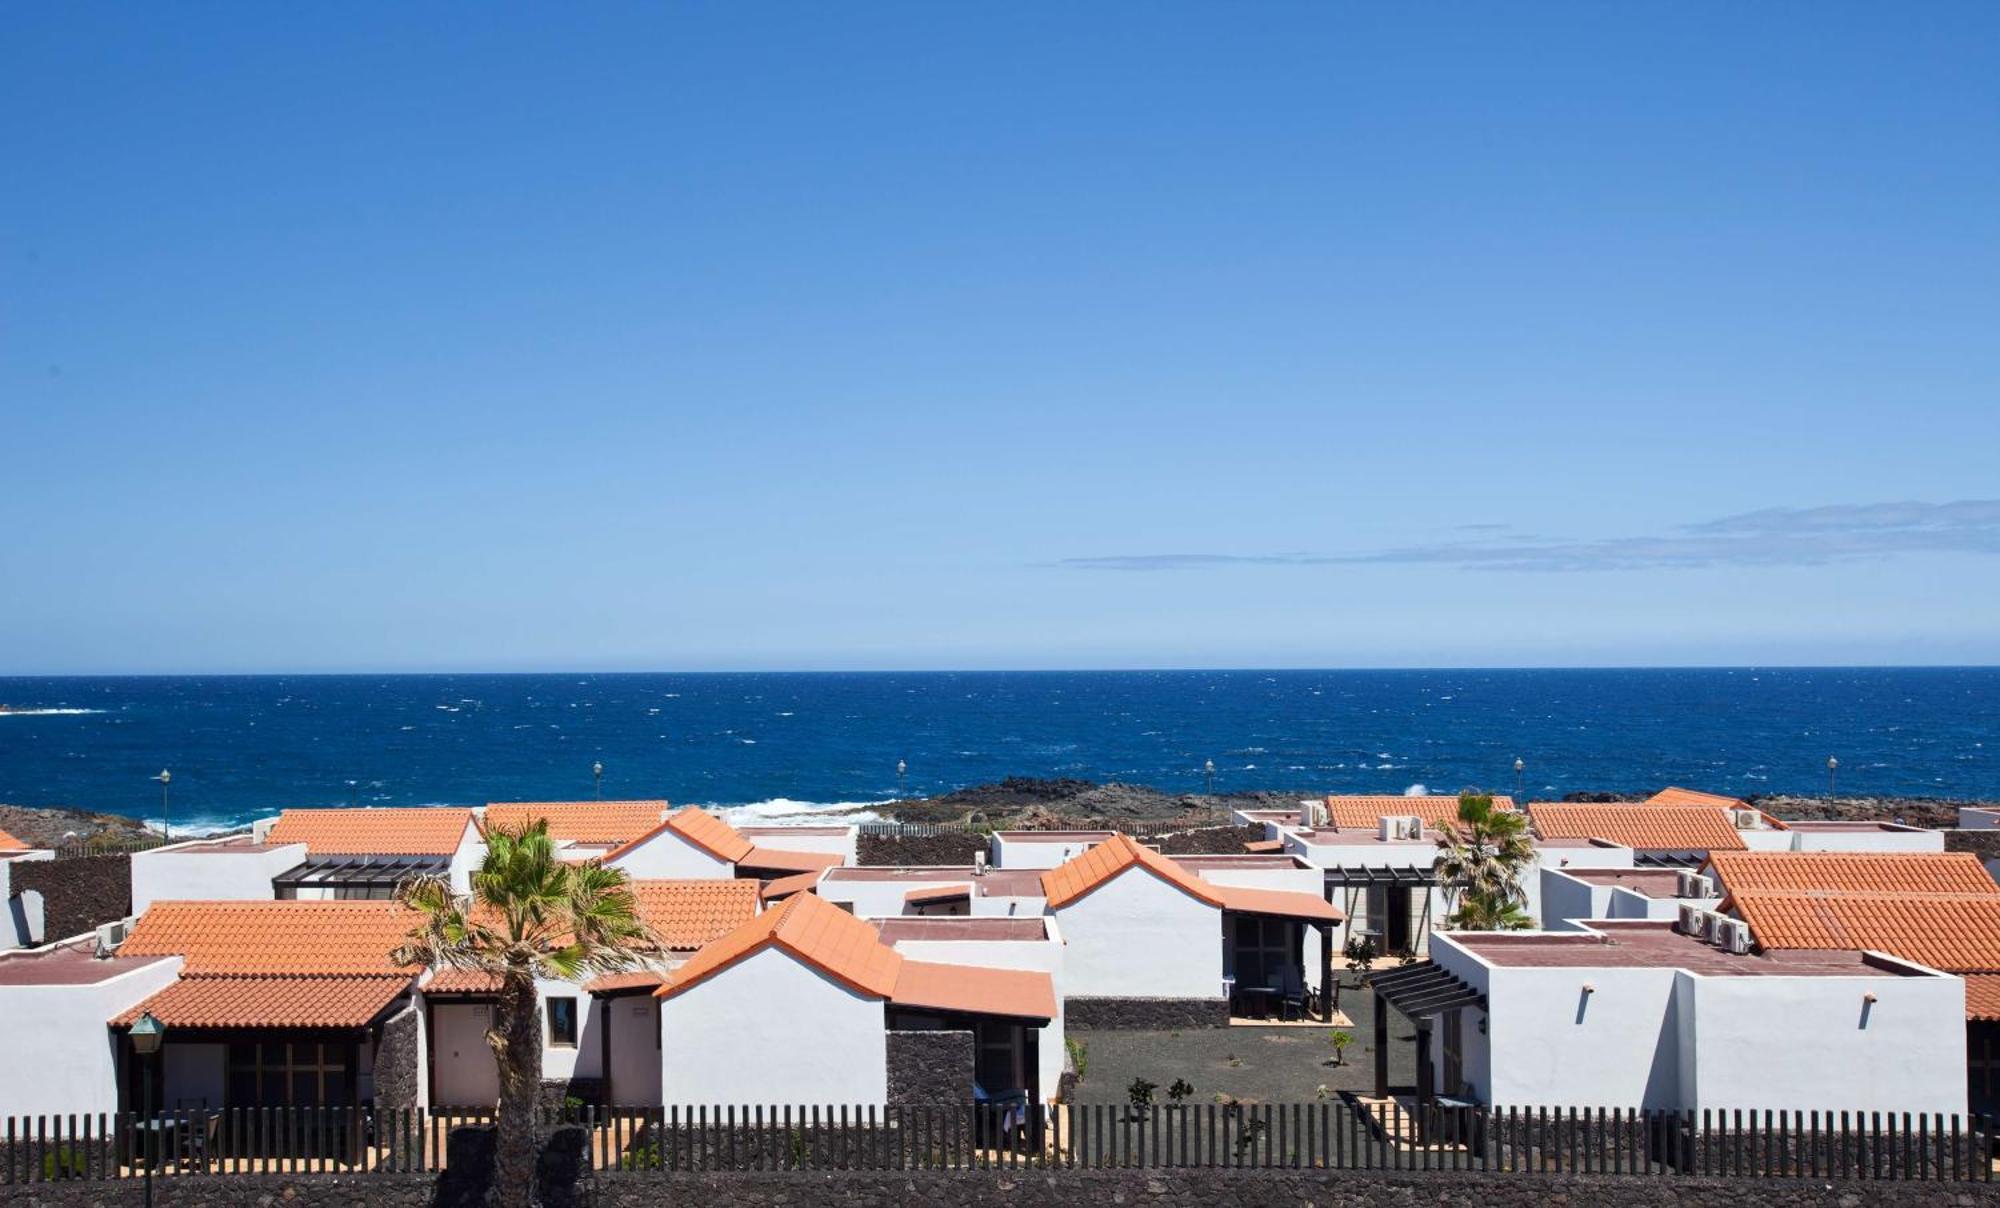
[1827,756,1839,796]
[593,761,604,800]
[130,1011,166,1208]
[346,779,358,807]
[896,759,907,796]
[1203,759,1216,795]
[152,770,171,844]
[1513,757,1525,799]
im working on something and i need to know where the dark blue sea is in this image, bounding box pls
[0,669,1993,831]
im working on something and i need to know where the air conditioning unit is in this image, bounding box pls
[1379,815,1425,842]
[1676,903,1706,936]
[1676,871,1716,899]
[94,920,129,957]
[1729,808,1763,830]
[1716,918,1753,955]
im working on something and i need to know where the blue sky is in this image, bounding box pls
[3,4,1997,673]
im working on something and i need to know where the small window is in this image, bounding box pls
[547,997,579,1047]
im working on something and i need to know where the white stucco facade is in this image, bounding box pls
[988,833,1113,870]
[424,975,610,1105]
[658,946,887,1105]
[605,832,733,880]
[738,826,857,866]
[0,953,184,1117]
[1426,929,1968,1115]
[130,841,307,914]
[1049,869,1222,1000]
[2,850,54,948]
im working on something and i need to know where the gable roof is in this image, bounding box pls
[1649,787,1749,810]
[738,846,843,875]
[1041,834,1225,910]
[606,807,754,865]
[265,808,477,857]
[629,878,761,951]
[121,900,420,976]
[1706,852,2000,900]
[1732,891,2000,973]
[1528,803,1746,852]
[483,801,669,845]
[1322,795,1515,830]
[658,891,902,1002]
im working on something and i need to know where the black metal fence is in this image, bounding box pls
[3,1102,1994,1185]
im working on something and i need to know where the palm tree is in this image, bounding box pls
[1433,792,1535,931]
[394,820,651,1208]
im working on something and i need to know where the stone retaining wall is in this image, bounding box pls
[373,1001,421,1109]
[887,1030,973,1105]
[10,854,131,942]
[1065,996,1231,1030]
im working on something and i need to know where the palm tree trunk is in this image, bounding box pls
[488,969,543,1208]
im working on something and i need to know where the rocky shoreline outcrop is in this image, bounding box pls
[0,803,156,848]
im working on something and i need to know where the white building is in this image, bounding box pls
[257,807,486,895]
[602,808,843,882]
[817,865,1048,918]
[0,936,184,1117]
[875,915,1067,1095]
[131,836,309,913]
[1387,919,1967,1115]
[1,828,54,949]
[987,831,1116,870]
[655,892,1058,1106]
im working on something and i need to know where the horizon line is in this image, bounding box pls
[5,662,2000,680]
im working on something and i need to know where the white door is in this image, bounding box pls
[432,1003,501,1106]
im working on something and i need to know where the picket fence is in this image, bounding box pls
[2,1102,1994,1185]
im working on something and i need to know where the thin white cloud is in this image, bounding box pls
[1056,500,2000,573]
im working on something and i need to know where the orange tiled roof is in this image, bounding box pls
[1528,803,1746,852]
[585,970,668,996]
[890,960,1056,1021]
[759,871,821,902]
[1649,786,1749,810]
[484,801,669,845]
[265,808,476,856]
[905,884,972,905]
[1733,891,2000,973]
[423,968,505,995]
[659,891,902,1002]
[1707,852,2000,899]
[1040,834,1224,910]
[606,808,754,865]
[1243,838,1284,854]
[122,901,419,976]
[1210,885,1344,923]
[114,975,407,1029]
[740,846,842,875]
[0,827,29,852]
[1967,974,2000,1022]
[1321,795,1516,830]
[630,879,760,950]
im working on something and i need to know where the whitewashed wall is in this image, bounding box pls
[739,828,857,865]
[424,977,608,1105]
[131,842,306,913]
[604,995,662,1106]
[1051,871,1222,999]
[820,875,967,918]
[2,851,54,948]
[448,823,486,892]
[989,836,1106,870]
[658,947,887,1105]
[1788,828,1946,853]
[606,833,732,880]
[0,954,183,1117]
[1480,962,1685,1109]
[1684,969,1966,1114]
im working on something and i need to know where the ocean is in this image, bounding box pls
[0,669,1993,832]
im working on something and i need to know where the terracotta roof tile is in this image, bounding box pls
[759,872,821,902]
[585,970,668,996]
[659,892,902,1002]
[1528,803,1747,852]
[1210,885,1344,923]
[0,827,29,852]
[905,884,972,905]
[1733,891,2000,972]
[630,879,760,950]
[739,846,842,875]
[605,808,754,865]
[265,808,476,856]
[1040,834,1225,910]
[1707,852,2000,899]
[1243,839,1284,854]
[423,968,505,995]
[1649,787,1749,810]
[484,801,669,845]
[122,901,420,975]
[890,960,1056,1021]
[114,975,407,1029]
[1967,974,2000,1022]
[1322,795,1515,830]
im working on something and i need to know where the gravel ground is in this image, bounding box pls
[1065,979,1418,1105]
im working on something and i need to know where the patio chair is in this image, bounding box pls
[1276,967,1307,1021]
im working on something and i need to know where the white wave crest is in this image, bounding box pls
[0,708,105,717]
[1403,783,1429,796]
[715,798,891,825]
